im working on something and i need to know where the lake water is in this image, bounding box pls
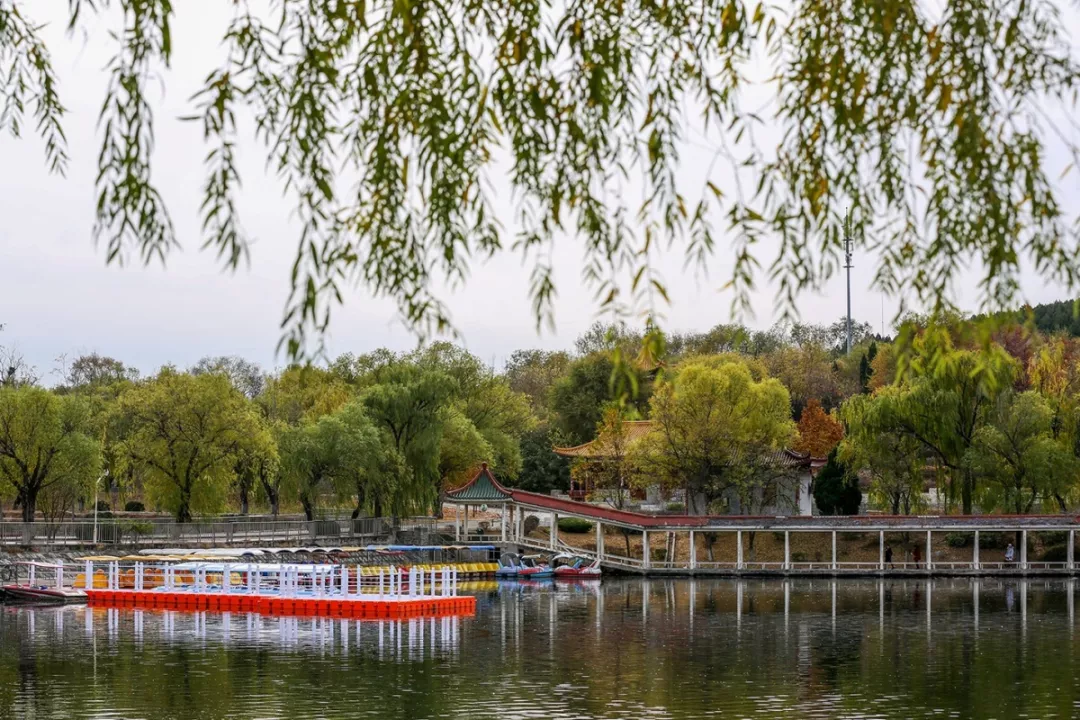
[1,578,1078,719]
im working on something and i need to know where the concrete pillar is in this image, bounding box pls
[596,522,605,560]
[926,530,933,571]
[689,530,697,571]
[464,506,470,540]
[550,513,558,550]
[1021,530,1028,570]
[784,531,791,571]
[974,531,980,570]
[501,505,507,542]
[831,531,837,571]
[454,506,460,541]
[736,530,743,570]
[878,531,884,571]
[643,531,651,570]
[1069,530,1075,571]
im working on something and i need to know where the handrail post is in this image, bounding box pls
[550,514,558,550]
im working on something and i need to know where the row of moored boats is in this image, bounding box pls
[495,553,601,579]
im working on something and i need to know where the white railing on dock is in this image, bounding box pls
[81,560,463,599]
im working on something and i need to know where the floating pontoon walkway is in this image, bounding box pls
[85,590,475,618]
[80,560,476,619]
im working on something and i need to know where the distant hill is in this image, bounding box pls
[980,298,1080,337]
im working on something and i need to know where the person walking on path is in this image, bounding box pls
[885,545,894,569]
[1006,543,1016,563]
[912,545,921,569]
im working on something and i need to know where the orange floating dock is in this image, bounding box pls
[85,589,476,619]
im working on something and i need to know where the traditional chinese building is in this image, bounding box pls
[553,420,819,514]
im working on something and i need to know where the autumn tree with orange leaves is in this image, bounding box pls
[794,399,844,458]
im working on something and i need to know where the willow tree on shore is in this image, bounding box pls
[0,387,100,522]
[117,370,264,522]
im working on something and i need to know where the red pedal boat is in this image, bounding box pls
[551,553,601,578]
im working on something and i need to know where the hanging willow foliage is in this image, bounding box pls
[2,0,1079,361]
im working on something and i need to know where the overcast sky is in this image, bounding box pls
[3,1,1080,381]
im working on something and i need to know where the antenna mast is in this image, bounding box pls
[844,213,853,355]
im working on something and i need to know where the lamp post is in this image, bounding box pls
[93,470,108,545]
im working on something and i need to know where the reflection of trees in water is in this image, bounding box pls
[1,581,1079,718]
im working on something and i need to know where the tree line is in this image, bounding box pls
[3,302,1080,522]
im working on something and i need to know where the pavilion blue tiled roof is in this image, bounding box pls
[445,463,513,503]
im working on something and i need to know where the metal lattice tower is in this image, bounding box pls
[844,214,853,355]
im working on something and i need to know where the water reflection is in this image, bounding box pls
[9,605,464,662]
[2,578,1079,719]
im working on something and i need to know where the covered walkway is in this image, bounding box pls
[447,466,1080,575]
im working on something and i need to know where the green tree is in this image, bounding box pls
[503,350,571,423]
[764,343,850,416]
[257,366,350,426]
[413,342,535,480]
[1027,337,1080,511]
[638,360,795,516]
[0,387,101,522]
[56,361,139,509]
[332,404,408,520]
[438,410,493,496]
[877,332,1015,513]
[361,365,457,515]
[117,370,264,522]
[279,401,395,520]
[550,353,651,445]
[232,415,278,515]
[813,449,861,515]
[841,392,926,515]
[858,343,877,394]
[276,421,336,521]
[517,427,571,495]
[969,391,1072,514]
